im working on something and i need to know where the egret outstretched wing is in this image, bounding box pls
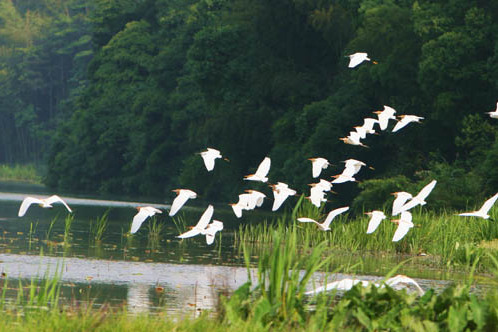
[45,195,72,213]
[322,206,349,229]
[131,207,161,234]
[366,211,386,234]
[18,197,44,217]
[169,189,197,216]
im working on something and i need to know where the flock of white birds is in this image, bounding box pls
[16,53,498,248]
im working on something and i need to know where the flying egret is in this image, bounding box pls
[391,192,413,216]
[200,148,226,171]
[340,131,368,147]
[244,190,266,209]
[18,195,72,217]
[353,126,369,139]
[373,105,397,131]
[399,180,437,213]
[297,206,349,231]
[169,189,197,216]
[244,157,271,182]
[365,211,386,234]
[486,102,498,119]
[392,115,424,133]
[360,118,379,134]
[230,194,252,218]
[307,186,328,208]
[130,206,163,234]
[305,274,424,296]
[201,220,224,245]
[309,158,330,178]
[347,52,376,68]
[177,205,214,239]
[270,182,297,211]
[391,211,414,242]
[458,192,498,219]
[331,173,356,184]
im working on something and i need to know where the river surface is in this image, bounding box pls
[0,182,493,314]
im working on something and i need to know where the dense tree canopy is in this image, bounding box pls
[1,0,497,209]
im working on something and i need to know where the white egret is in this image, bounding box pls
[458,192,498,219]
[177,205,214,239]
[18,195,72,217]
[169,189,197,216]
[331,173,356,184]
[399,180,437,213]
[130,206,163,234]
[305,275,424,296]
[360,118,379,133]
[373,105,397,130]
[391,192,413,216]
[201,220,224,245]
[347,52,376,68]
[244,157,271,182]
[392,115,424,133]
[353,126,369,139]
[309,157,330,178]
[230,194,252,218]
[365,211,386,234]
[391,211,414,242]
[244,190,266,209]
[486,102,498,119]
[340,131,368,147]
[307,187,328,208]
[297,206,349,231]
[270,182,297,211]
[200,148,226,171]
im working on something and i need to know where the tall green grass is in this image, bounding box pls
[236,202,498,270]
[90,211,109,243]
[0,164,41,183]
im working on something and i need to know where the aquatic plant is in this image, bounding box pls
[64,214,75,244]
[147,218,164,248]
[90,211,109,243]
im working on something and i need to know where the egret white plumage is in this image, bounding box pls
[331,173,356,184]
[347,52,376,68]
[270,182,297,211]
[391,211,414,242]
[309,157,330,178]
[169,189,197,216]
[307,186,328,208]
[305,274,424,296]
[398,180,437,213]
[130,206,163,234]
[244,190,266,209]
[486,102,498,119]
[340,131,368,147]
[365,211,386,234]
[373,105,397,131]
[18,195,72,217]
[244,157,271,182]
[360,118,379,134]
[392,115,424,133]
[297,206,349,231]
[177,205,214,239]
[201,220,224,245]
[458,192,498,219]
[200,148,226,171]
[391,192,413,216]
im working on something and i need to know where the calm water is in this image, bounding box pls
[0,182,493,314]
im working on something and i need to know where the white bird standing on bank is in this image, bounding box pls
[177,205,214,239]
[391,192,413,216]
[458,193,498,219]
[305,274,424,296]
[130,206,163,234]
[18,195,72,217]
[391,211,414,242]
[309,158,330,178]
[201,220,224,245]
[244,157,271,182]
[399,180,437,213]
[373,105,397,131]
[486,102,498,119]
[200,148,226,172]
[347,52,377,68]
[270,182,297,211]
[392,115,424,133]
[169,189,197,216]
[365,211,386,234]
[297,206,349,231]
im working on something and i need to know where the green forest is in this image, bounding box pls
[0,0,497,208]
